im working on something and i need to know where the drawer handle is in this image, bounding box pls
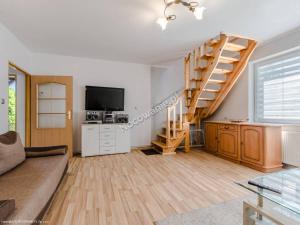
[224,126,229,129]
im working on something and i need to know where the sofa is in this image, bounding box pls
[0,131,68,225]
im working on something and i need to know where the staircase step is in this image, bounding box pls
[190,78,202,82]
[152,140,166,149]
[207,39,219,46]
[199,97,215,101]
[219,56,239,64]
[162,127,183,132]
[214,68,232,74]
[208,79,226,84]
[224,43,246,52]
[187,88,197,91]
[194,67,207,72]
[157,134,176,140]
[198,53,214,60]
[170,127,183,131]
[203,88,220,93]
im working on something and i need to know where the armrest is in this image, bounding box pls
[25,145,67,152]
[25,145,68,158]
[0,200,15,222]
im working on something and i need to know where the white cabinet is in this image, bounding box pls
[81,125,100,157]
[81,124,130,157]
[99,124,115,155]
[115,125,130,154]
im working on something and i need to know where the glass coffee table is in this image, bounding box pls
[237,168,300,225]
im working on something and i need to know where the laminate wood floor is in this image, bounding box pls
[44,149,261,225]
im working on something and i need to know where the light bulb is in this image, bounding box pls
[157,17,168,31]
[194,6,206,20]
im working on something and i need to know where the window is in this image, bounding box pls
[254,49,300,124]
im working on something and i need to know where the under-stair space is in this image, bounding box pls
[152,32,257,155]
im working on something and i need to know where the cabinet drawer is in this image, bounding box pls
[100,139,115,147]
[100,146,115,154]
[100,132,115,140]
[218,124,238,132]
[100,125,115,132]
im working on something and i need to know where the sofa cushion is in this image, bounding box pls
[0,132,25,175]
[0,155,68,225]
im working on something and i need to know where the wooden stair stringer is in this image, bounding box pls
[200,40,257,118]
[153,130,186,155]
[167,130,187,154]
[187,34,229,121]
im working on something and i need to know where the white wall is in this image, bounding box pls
[31,53,152,151]
[209,27,300,121]
[0,22,152,151]
[0,23,32,135]
[151,59,184,139]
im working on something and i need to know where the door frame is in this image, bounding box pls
[8,62,31,147]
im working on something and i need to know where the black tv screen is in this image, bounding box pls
[85,86,124,111]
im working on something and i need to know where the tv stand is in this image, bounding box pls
[81,123,130,157]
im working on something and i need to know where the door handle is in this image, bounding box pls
[67,110,72,120]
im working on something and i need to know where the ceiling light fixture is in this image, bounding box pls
[157,0,206,30]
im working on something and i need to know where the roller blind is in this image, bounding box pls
[254,49,300,124]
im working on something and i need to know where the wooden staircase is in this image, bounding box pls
[152,33,257,155]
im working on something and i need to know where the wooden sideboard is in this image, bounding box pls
[205,121,282,172]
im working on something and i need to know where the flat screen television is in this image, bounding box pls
[85,86,124,111]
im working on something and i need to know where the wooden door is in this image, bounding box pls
[240,126,264,166]
[31,76,73,158]
[218,130,238,160]
[205,123,218,153]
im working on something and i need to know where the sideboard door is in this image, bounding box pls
[240,126,264,166]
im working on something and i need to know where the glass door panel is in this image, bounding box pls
[37,83,67,128]
[38,99,66,114]
[38,114,66,128]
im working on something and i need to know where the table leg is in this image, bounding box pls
[243,202,255,225]
[257,188,263,220]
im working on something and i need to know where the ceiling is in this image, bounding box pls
[0,0,300,65]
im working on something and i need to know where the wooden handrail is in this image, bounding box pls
[186,34,228,121]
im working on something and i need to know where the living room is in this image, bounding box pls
[1,0,300,225]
